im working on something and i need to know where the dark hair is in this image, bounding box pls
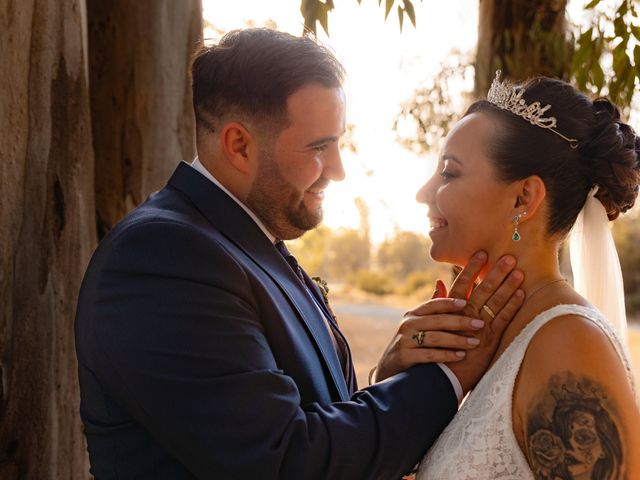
[466,77,640,235]
[190,28,345,138]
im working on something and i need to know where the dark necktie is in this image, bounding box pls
[275,241,306,283]
[274,241,350,380]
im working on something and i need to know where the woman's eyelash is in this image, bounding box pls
[440,170,456,179]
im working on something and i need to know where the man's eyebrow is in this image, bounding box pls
[304,136,340,148]
[442,154,463,165]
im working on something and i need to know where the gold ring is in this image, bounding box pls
[482,304,496,319]
[412,330,426,346]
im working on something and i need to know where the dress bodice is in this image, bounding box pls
[416,304,635,480]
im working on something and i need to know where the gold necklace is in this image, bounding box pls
[523,278,567,306]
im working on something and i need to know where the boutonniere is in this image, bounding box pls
[311,276,337,323]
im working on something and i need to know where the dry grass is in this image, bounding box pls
[334,298,640,390]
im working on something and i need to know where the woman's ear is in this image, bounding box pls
[219,122,255,174]
[514,175,546,221]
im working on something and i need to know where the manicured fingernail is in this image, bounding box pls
[453,299,466,307]
[476,251,487,261]
[467,337,480,346]
[456,351,466,358]
[503,256,516,267]
[471,319,485,329]
[515,289,525,299]
[512,271,524,281]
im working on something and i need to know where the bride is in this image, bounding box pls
[415,73,640,479]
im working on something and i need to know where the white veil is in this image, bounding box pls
[569,186,629,347]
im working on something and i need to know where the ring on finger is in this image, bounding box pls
[412,330,426,346]
[482,304,496,319]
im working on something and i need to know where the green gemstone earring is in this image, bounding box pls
[512,212,526,242]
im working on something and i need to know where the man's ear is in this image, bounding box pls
[219,122,254,174]
[513,175,546,221]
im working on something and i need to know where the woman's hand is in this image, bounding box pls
[374,251,524,392]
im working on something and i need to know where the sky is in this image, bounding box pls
[201,0,637,244]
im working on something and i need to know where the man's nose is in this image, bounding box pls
[324,145,346,182]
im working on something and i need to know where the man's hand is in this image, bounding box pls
[374,251,524,390]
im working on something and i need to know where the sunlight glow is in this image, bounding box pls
[202,1,478,244]
[201,0,637,243]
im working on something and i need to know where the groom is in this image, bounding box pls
[75,28,523,479]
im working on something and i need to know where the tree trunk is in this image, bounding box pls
[87,0,202,238]
[475,0,572,96]
[0,0,95,477]
[1,0,202,477]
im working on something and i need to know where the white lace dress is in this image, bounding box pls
[416,304,635,480]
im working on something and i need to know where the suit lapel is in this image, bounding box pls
[167,163,350,400]
[302,271,356,389]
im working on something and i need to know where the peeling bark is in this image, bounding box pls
[88,0,201,238]
[0,0,201,477]
[0,1,94,477]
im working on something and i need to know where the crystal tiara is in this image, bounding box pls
[487,71,579,149]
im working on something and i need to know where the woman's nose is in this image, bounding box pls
[416,174,438,205]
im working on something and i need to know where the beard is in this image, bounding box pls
[245,148,325,240]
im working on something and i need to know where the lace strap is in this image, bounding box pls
[512,304,636,396]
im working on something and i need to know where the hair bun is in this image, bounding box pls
[584,98,640,220]
[592,97,621,120]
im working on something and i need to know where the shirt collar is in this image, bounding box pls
[190,158,276,244]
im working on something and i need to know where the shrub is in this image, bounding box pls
[397,271,438,296]
[351,269,394,296]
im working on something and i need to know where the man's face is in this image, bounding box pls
[246,84,346,240]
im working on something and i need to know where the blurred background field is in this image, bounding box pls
[328,289,640,390]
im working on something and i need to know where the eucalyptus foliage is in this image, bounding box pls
[573,0,640,107]
[300,0,421,35]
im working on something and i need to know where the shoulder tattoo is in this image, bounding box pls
[525,372,623,480]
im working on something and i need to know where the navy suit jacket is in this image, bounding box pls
[75,162,457,479]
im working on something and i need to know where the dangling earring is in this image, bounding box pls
[512,212,526,242]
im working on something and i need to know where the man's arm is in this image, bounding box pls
[86,220,457,479]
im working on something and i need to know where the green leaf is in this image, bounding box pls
[578,27,594,46]
[397,5,404,31]
[609,64,629,103]
[404,0,416,27]
[575,67,588,90]
[616,0,628,17]
[624,67,636,105]
[385,0,394,20]
[613,15,627,38]
[584,0,602,8]
[635,44,640,70]
[571,33,594,73]
[592,61,605,91]
[631,24,640,42]
[612,46,629,76]
[300,0,317,35]
[317,3,330,36]
[594,34,604,58]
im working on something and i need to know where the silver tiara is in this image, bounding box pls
[487,71,579,149]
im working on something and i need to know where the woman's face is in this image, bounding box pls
[416,112,517,266]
